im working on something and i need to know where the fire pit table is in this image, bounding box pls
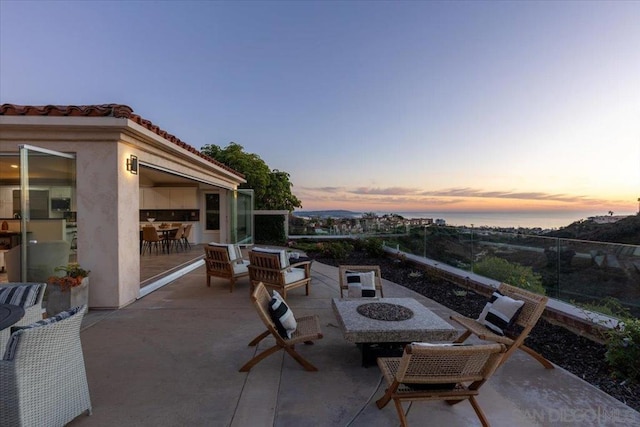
[332,297,458,366]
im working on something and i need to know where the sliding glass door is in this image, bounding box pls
[16,145,76,281]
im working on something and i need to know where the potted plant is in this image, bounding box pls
[46,263,90,317]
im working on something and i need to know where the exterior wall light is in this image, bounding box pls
[126,155,138,174]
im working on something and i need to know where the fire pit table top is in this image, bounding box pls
[331,297,458,344]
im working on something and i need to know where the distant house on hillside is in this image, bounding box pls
[589,215,629,224]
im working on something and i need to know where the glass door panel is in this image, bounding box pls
[17,145,76,281]
[235,189,253,244]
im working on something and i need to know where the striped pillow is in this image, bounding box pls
[0,284,41,308]
[478,291,524,336]
[268,291,296,339]
[346,271,376,297]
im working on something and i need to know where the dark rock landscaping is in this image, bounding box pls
[312,251,640,413]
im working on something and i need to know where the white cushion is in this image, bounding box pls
[209,243,243,262]
[268,290,297,339]
[479,291,524,336]
[232,261,249,275]
[346,271,376,297]
[283,268,306,284]
[253,247,289,269]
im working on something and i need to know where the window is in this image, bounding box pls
[205,193,220,230]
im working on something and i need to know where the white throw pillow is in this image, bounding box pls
[346,271,376,297]
[268,290,297,339]
[478,291,524,336]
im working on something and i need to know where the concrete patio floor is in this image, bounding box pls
[68,260,640,427]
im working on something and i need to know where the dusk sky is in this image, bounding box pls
[1,1,638,215]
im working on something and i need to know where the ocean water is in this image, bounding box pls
[377,211,637,230]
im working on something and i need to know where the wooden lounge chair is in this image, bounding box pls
[449,282,554,369]
[338,265,384,297]
[376,343,506,427]
[204,244,249,292]
[248,249,312,299]
[239,282,323,372]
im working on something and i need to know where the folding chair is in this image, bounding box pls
[338,265,384,297]
[450,282,554,369]
[239,283,323,372]
[376,342,506,427]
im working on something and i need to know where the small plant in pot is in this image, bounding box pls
[48,263,91,291]
[46,263,91,316]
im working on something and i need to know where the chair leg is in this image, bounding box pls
[283,346,318,371]
[376,380,398,409]
[517,344,555,369]
[248,330,270,346]
[394,399,409,427]
[468,396,491,427]
[239,344,282,372]
[206,274,211,287]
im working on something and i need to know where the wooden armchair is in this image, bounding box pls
[450,282,554,369]
[239,283,323,372]
[248,249,312,299]
[376,343,506,427]
[338,265,384,298]
[204,244,249,292]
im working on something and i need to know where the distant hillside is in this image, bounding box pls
[545,214,640,245]
[293,210,361,218]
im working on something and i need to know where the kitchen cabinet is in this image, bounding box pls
[140,187,197,209]
[169,188,197,208]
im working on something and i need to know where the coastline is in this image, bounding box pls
[294,210,637,230]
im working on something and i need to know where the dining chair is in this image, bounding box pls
[141,226,165,255]
[167,224,186,253]
[181,224,193,250]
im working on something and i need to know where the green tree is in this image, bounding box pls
[201,142,302,211]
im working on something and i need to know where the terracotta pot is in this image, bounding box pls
[46,277,89,317]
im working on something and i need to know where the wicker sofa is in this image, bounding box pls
[0,283,47,356]
[0,305,91,426]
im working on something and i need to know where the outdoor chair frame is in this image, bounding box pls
[239,282,323,372]
[0,283,46,356]
[376,342,506,427]
[204,245,249,292]
[449,282,554,369]
[247,250,312,299]
[338,265,384,298]
[0,306,91,426]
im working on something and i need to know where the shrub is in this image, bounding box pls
[361,237,385,258]
[606,318,640,383]
[316,241,354,260]
[473,256,545,295]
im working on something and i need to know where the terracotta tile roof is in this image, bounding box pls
[0,103,245,179]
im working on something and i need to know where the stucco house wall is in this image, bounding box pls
[0,104,246,309]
